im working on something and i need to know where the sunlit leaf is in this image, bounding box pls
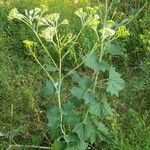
[8,8,24,20]
[87,14,100,31]
[78,76,92,90]
[83,91,96,104]
[52,140,66,150]
[85,53,109,72]
[116,26,130,37]
[40,27,56,41]
[71,87,84,99]
[106,66,125,96]
[97,122,110,141]
[61,19,69,25]
[47,107,60,129]
[105,43,124,55]
[0,132,5,137]
[100,27,115,40]
[75,8,87,25]
[106,20,115,27]
[73,123,89,141]
[23,40,37,49]
[74,0,79,4]
[89,97,114,117]
[63,102,81,125]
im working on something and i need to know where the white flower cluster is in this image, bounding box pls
[100,20,116,40]
[40,27,56,42]
[8,8,23,20]
[8,7,69,42]
[8,7,42,21]
[39,13,69,42]
[25,8,42,20]
[75,7,100,31]
[100,27,115,40]
[75,8,87,25]
[39,13,60,26]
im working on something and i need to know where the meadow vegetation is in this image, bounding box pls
[0,0,150,149]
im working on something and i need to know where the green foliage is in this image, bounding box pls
[89,97,114,118]
[43,55,57,72]
[52,140,67,150]
[47,107,60,129]
[85,52,110,72]
[0,132,5,137]
[83,91,95,104]
[73,123,89,141]
[0,0,149,149]
[65,134,88,150]
[105,43,124,55]
[106,66,125,96]
[71,87,84,99]
[43,81,55,96]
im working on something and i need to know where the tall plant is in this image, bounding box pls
[8,0,146,149]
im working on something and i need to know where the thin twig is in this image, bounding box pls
[8,144,50,150]
[124,2,147,26]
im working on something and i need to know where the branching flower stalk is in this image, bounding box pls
[8,7,100,136]
[19,15,59,70]
[8,3,147,148]
[93,0,147,92]
[32,29,59,70]
[57,31,66,135]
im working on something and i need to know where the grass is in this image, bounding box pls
[0,49,49,148]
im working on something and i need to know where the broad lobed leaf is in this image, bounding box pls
[85,53,109,72]
[89,96,114,117]
[106,66,125,96]
[105,43,124,55]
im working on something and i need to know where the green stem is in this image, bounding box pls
[57,41,66,136]
[32,29,59,70]
[124,2,147,26]
[63,43,99,80]
[28,47,55,85]
[21,19,58,70]
[9,104,13,147]
[57,79,66,136]
[93,0,108,92]
[104,0,108,27]
[23,18,66,136]
[108,0,115,12]
[8,144,50,150]
[93,41,104,92]
[96,30,100,42]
